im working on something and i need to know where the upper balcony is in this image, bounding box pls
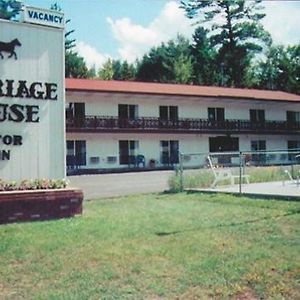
[66,115,300,135]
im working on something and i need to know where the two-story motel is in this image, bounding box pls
[65,78,300,172]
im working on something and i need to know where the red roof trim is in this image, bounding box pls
[65,78,300,102]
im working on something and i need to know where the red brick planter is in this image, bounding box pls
[0,188,83,224]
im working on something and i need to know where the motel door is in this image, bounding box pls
[66,103,85,127]
[209,136,239,165]
[74,103,85,127]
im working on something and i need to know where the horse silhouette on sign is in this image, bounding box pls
[0,39,22,60]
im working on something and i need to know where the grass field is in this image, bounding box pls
[0,193,299,299]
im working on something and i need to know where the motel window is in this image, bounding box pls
[251,140,266,163]
[250,109,265,123]
[208,107,225,122]
[159,106,178,120]
[288,141,300,161]
[287,111,300,123]
[66,140,86,167]
[251,140,266,152]
[118,104,138,119]
[119,140,139,165]
[160,140,179,165]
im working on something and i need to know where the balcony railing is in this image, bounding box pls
[66,116,300,134]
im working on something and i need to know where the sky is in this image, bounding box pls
[24,0,300,69]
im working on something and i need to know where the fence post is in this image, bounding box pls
[239,151,242,195]
[179,152,184,192]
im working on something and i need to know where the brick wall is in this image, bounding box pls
[0,188,83,224]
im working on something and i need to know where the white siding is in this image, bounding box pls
[66,87,300,170]
[0,20,65,181]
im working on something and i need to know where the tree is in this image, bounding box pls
[181,0,271,87]
[50,3,76,51]
[0,0,21,20]
[98,59,114,80]
[256,45,300,94]
[65,51,89,78]
[98,59,136,81]
[174,53,193,84]
[285,45,300,94]
[87,65,96,78]
[136,45,171,82]
[112,60,136,81]
[136,35,193,84]
[191,27,218,85]
[50,3,91,78]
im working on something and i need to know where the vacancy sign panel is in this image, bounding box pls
[21,6,65,29]
[0,17,65,181]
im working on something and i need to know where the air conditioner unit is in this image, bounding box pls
[90,157,100,164]
[107,156,117,163]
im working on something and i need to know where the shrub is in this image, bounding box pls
[0,179,17,191]
[0,178,68,192]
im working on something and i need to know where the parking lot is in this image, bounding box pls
[68,170,174,200]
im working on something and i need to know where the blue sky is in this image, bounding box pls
[24,0,300,69]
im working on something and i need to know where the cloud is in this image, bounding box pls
[76,41,111,69]
[107,1,193,62]
[262,1,300,46]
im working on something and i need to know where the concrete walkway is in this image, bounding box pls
[68,170,174,200]
[187,180,300,200]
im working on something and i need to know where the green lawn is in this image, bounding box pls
[0,193,299,299]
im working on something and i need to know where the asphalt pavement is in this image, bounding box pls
[68,170,174,200]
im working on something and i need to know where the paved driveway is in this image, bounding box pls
[68,170,174,200]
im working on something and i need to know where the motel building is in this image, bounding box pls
[65,78,300,172]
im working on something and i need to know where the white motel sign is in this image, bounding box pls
[0,8,65,181]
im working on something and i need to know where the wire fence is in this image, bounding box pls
[176,149,300,197]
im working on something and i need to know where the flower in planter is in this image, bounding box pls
[19,179,35,190]
[0,179,6,191]
[4,181,17,191]
[0,178,68,192]
[49,179,67,189]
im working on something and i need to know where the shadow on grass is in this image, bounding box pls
[155,209,300,237]
[186,190,300,202]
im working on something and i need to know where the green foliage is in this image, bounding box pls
[0,193,299,298]
[191,27,219,85]
[113,60,136,80]
[0,178,17,191]
[98,59,136,81]
[51,2,76,51]
[255,44,300,94]
[136,35,193,83]
[173,53,193,84]
[181,0,271,87]
[136,44,172,82]
[98,59,114,80]
[65,51,89,78]
[0,0,21,20]
[50,2,94,78]
[0,178,67,191]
